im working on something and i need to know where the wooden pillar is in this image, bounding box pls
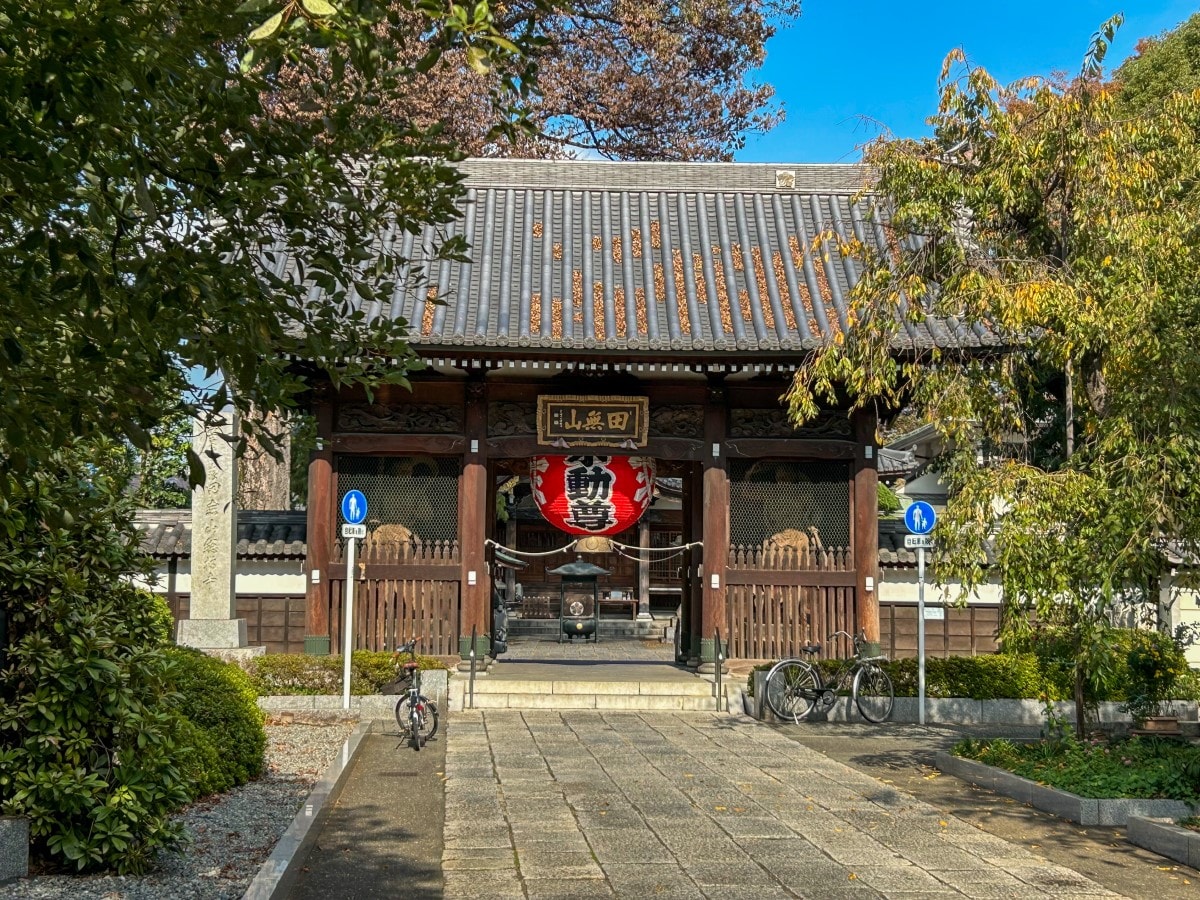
[458,378,490,666]
[677,466,696,664]
[637,519,651,619]
[304,395,335,654]
[853,407,880,642]
[699,377,729,673]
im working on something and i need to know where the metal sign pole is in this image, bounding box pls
[917,544,926,726]
[343,534,357,710]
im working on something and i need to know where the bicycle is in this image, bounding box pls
[764,630,894,724]
[391,639,439,750]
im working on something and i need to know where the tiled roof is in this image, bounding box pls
[135,509,307,560]
[277,159,998,360]
[878,518,920,567]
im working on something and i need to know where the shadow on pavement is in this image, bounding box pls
[287,731,446,900]
[778,721,1200,900]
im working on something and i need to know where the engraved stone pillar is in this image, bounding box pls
[177,410,260,658]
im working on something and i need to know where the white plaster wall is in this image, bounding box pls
[877,569,1003,606]
[138,560,305,596]
[1169,587,1200,667]
[897,471,948,504]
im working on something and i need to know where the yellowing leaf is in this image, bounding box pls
[248,11,283,41]
[466,45,490,74]
[301,0,338,15]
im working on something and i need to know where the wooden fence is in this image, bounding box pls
[327,539,461,655]
[725,544,857,660]
[879,601,1000,658]
[166,594,306,655]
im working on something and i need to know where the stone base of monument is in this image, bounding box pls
[0,816,28,883]
[176,619,265,665]
[178,617,248,648]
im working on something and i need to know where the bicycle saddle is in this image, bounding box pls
[402,661,419,672]
[800,643,822,654]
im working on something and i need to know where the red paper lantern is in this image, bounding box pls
[530,454,656,536]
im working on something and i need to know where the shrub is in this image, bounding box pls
[1002,624,1135,704]
[248,650,448,696]
[888,653,1053,700]
[0,459,189,873]
[164,648,266,798]
[954,734,1200,803]
[877,482,903,514]
[1122,629,1190,722]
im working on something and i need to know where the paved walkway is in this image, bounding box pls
[442,711,1122,899]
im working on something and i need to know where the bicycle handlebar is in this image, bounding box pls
[393,639,417,655]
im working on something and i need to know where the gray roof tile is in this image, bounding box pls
[280,159,996,359]
[135,510,306,560]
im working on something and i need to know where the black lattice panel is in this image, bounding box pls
[336,455,461,545]
[729,459,851,549]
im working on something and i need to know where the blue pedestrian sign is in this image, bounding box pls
[341,490,368,525]
[904,500,937,535]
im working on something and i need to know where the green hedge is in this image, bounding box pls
[248,650,448,697]
[164,648,266,799]
[888,653,1058,699]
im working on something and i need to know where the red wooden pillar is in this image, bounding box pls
[853,407,880,641]
[458,378,490,667]
[304,394,335,654]
[699,377,729,672]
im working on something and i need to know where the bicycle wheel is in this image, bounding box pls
[410,704,422,750]
[395,696,439,743]
[852,664,894,723]
[764,660,819,723]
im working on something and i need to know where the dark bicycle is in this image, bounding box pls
[764,629,894,724]
[390,639,439,750]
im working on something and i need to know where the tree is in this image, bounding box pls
[787,17,1200,734]
[268,0,803,160]
[1,0,549,870]
[2,0,546,492]
[1114,12,1200,115]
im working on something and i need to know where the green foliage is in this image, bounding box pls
[877,482,902,514]
[954,734,1200,803]
[1002,625,1134,706]
[248,651,447,696]
[1115,13,1200,116]
[1121,630,1190,723]
[786,22,1200,735]
[164,648,266,798]
[1,0,549,496]
[886,653,1054,700]
[0,458,188,873]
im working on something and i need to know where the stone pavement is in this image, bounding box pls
[442,710,1124,899]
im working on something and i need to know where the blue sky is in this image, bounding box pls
[738,1,1198,163]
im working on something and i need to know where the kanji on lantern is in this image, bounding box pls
[530,454,656,536]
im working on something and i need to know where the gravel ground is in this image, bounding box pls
[1,722,357,900]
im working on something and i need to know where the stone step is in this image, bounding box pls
[508,620,667,639]
[448,678,729,712]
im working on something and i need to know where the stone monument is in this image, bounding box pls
[176,410,264,662]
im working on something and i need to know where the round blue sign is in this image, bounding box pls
[341,490,368,525]
[904,500,937,535]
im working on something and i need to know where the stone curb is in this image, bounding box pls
[242,721,372,900]
[934,750,1197,826]
[256,670,450,719]
[742,678,1199,728]
[1127,816,1200,869]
